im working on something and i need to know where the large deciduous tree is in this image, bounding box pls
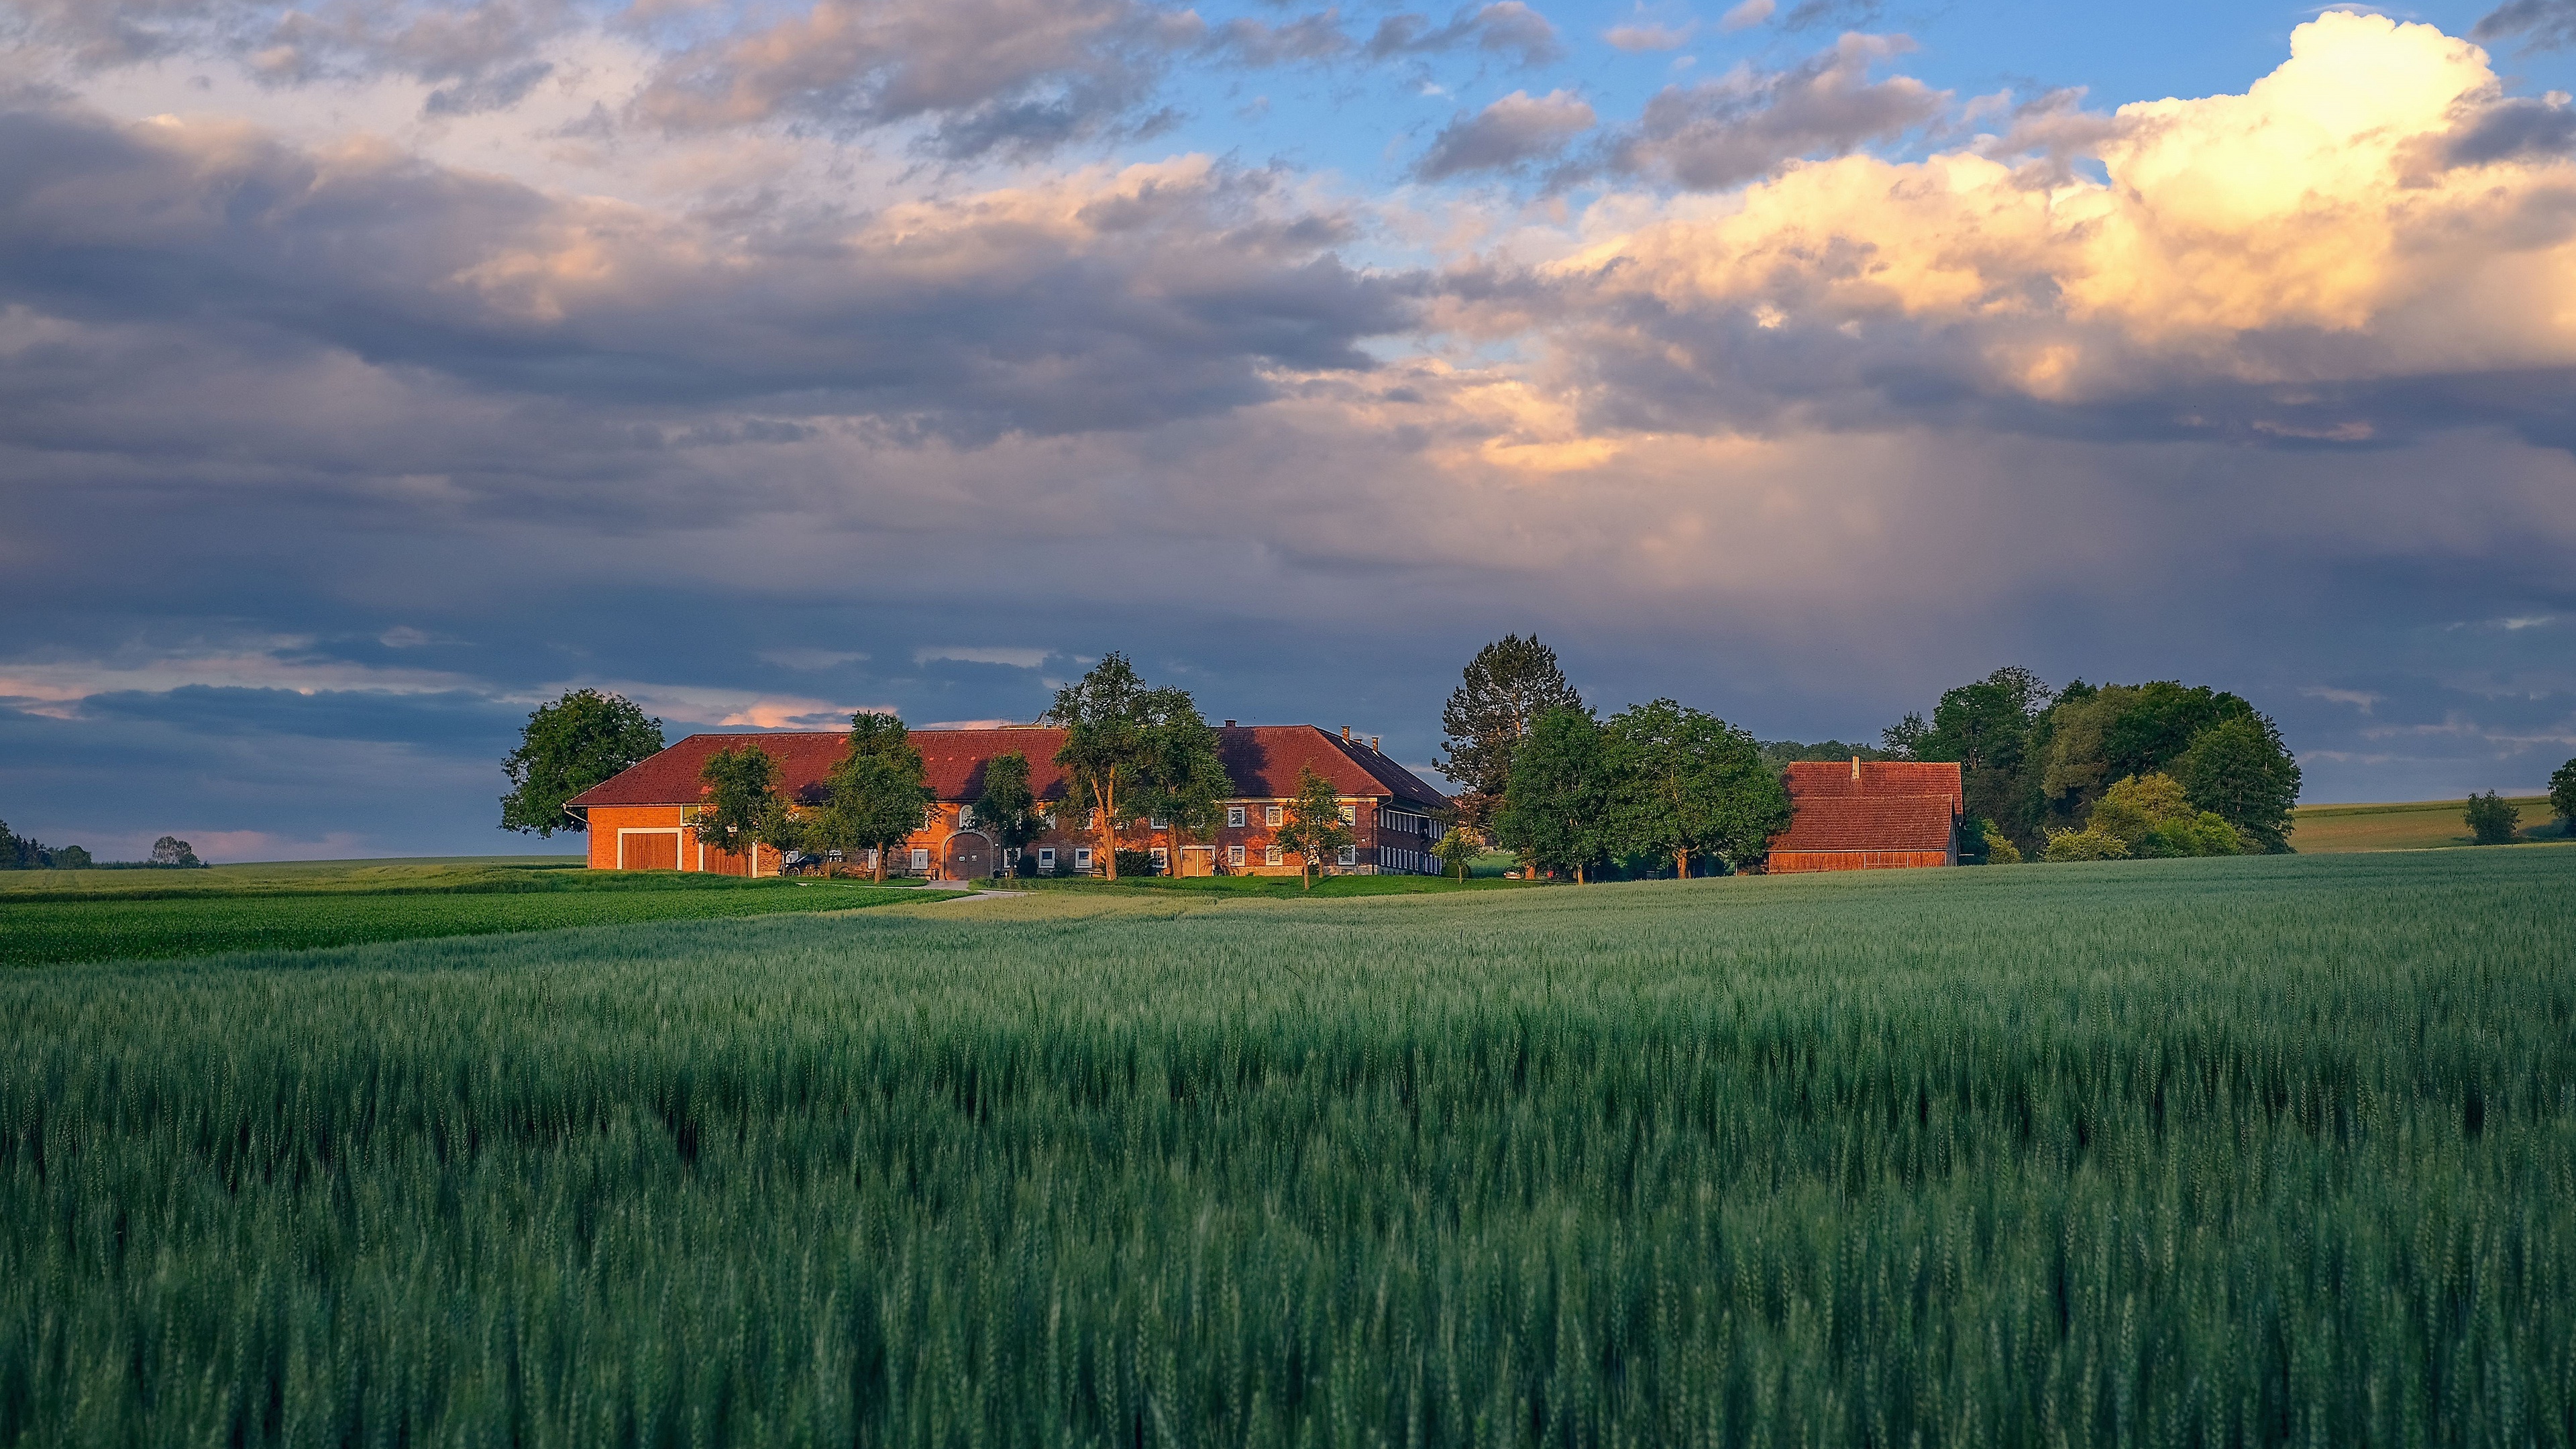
[815,712,934,883]
[973,751,1043,875]
[1439,635,1582,833]
[1046,654,1219,880]
[2463,790,2520,846]
[1497,706,1613,883]
[2171,713,2302,853]
[1604,699,1790,878]
[692,743,792,871]
[1885,665,2053,840]
[501,689,665,837]
[1142,710,1233,877]
[1274,765,1356,891]
[2549,758,2576,830]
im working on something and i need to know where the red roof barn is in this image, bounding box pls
[566,722,1452,879]
[1767,759,1964,873]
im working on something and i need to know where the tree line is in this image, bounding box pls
[0,822,204,870]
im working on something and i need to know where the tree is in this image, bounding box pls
[1273,765,1356,891]
[1495,706,1613,883]
[1603,698,1789,878]
[2087,773,2243,857]
[692,743,793,872]
[1140,707,1233,878]
[2042,826,2129,861]
[2172,713,2302,853]
[2551,758,2576,828]
[2464,790,2520,845]
[1892,666,2055,837]
[974,751,1043,875]
[812,713,934,882]
[150,835,203,867]
[1431,819,1482,879]
[501,689,665,837]
[1048,654,1214,881]
[1438,635,1583,833]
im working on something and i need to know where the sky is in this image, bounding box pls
[3,0,2575,861]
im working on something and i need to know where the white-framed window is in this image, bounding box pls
[1265,805,1283,826]
[1338,845,1357,866]
[958,804,975,828]
[1265,845,1283,866]
[1038,847,1056,868]
[1150,847,1167,870]
[1148,815,1168,829]
[1085,810,1099,828]
[1227,806,1246,828]
[1075,847,1093,871]
[678,805,704,826]
[1227,845,1245,866]
[924,804,939,828]
[910,848,929,871]
[1339,804,1356,824]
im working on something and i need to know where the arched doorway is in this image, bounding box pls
[943,830,993,880]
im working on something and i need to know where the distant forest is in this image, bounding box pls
[0,822,204,870]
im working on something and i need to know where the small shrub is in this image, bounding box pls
[2465,790,2520,845]
[1114,848,1161,878]
[1980,822,2023,865]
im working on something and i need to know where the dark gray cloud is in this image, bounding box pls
[1364,3,1564,67]
[1412,88,1595,179]
[0,101,1414,437]
[2440,95,2576,166]
[1593,33,1945,189]
[2473,0,2576,51]
[1203,9,1353,66]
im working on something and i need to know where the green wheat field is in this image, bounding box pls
[4,849,2571,1446]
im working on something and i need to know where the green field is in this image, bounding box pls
[0,857,941,966]
[2290,795,2569,852]
[4,850,2571,1446]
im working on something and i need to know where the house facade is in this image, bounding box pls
[1766,759,1964,872]
[565,722,1454,878]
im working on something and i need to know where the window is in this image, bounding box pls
[1085,810,1098,829]
[1338,845,1357,866]
[1339,804,1356,824]
[1038,847,1056,868]
[923,805,938,828]
[1227,806,1246,828]
[957,805,975,828]
[909,848,929,871]
[1150,847,1167,870]
[1075,847,1093,871]
[678,806,703,826]
[1265,845,1283,866]
[1148,815,1168,830]
[864,849,879,868]
[1264,805,1283,827]
[1227,845,1244,866]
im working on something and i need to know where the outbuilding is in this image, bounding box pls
[1766,759,1965,871]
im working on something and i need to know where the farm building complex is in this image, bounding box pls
[1767,759,1965,872]
[567,723,1455,878]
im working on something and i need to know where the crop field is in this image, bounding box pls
[2289,796,2569,853]
[3,849,2571,1446]
[0,857,935,967]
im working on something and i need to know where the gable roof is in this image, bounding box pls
[1770,759,1962,855]
[566,724,1452,811]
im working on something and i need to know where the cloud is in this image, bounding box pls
[631,0,1201,158]
[1203,10,1354,66]
[914,647,1052,667]
[1778,0,1880,32]
[1413,89,1597,178]
[1365,3,1565,68]
[2305,686,2383,712]
[1605,21,1694,52]
[1591,32,1945,189]
[1719,0,1775,33]
[2472,0,2576,51]
[759,647,871,669]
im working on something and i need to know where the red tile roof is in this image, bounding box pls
[1770,760,1962,855]
[566,724,1452,811]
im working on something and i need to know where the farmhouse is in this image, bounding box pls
[1767,759,1965,872]
[566,722,1454,878]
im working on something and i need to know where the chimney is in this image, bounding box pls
[1224,719,1236,728]
[1342,725,1351,742]
[1370,736,1380,753]
[1851,755,1862,781]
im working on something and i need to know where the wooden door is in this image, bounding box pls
[943,833,992,879]
[623,831,678,870]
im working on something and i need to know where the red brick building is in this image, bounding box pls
[566,723,1454,878]
[1766,759,1964,872]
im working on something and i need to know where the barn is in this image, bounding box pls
[564,722,1454,878]
[1766,759,1965,872]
